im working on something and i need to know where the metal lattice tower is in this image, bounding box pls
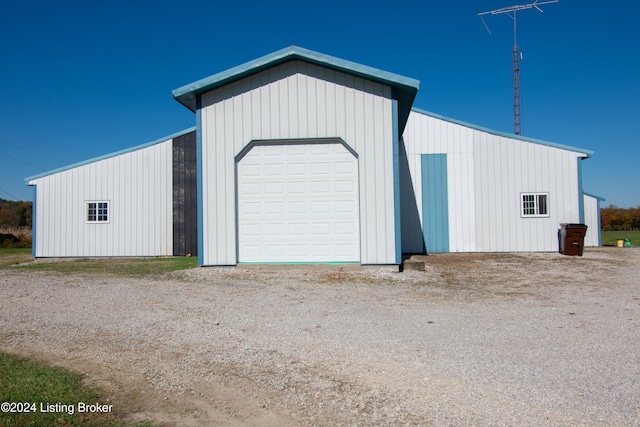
[479,0,558,135]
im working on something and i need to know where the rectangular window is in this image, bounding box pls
[86,201,109,223]
[521,193,549,217]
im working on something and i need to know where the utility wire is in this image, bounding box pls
[0,149,45,170]
[0,135,58,168]
[0,185,21,201]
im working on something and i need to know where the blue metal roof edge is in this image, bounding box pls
[172,46,420,112]
[25,126,196,183]
[583,191,606,202]
[411,108,595,158]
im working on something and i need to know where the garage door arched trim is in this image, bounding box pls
[235,137,359,163]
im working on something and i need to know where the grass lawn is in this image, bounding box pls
[601,230,640,246]
[0,352,151,427]
[0,248,198,277]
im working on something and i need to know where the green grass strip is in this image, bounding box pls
[0,352,151,426]
[601,230,640,246]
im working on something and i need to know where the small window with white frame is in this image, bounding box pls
[521,193,549,217]
[86,201,109,223]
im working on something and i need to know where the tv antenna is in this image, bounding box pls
[479,0,558,135]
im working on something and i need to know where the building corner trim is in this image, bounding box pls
[196,97,204,266]
[392,97,402,265]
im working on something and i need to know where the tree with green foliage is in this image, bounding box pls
[600,205,640,231]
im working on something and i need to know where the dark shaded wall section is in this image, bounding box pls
[173,131,198,256]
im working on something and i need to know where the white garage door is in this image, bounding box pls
[237,143,360,263]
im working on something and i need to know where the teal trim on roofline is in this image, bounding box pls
[411,108,595,158]
[25,127,196,183]
[583,192,606,202]
[172,46,419,135]
[173,46,420,111]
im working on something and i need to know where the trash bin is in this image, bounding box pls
[559,223,588,256]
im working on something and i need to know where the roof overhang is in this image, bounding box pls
[583,192,606,202]
[172,46,420,134]
[411,108,595,158]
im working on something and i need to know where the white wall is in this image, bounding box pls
[401,112,476,253]
[583,194,601,246]
[402,110,588,252]
[199,60,397,265]
[29,140,173,257]
[473,132,582,252]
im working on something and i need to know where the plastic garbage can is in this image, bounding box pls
[559,223,588,256]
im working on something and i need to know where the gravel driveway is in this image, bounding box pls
[1,248,639,426]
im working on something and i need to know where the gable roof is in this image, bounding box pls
[172,46,420,134]
[411,108,595,158]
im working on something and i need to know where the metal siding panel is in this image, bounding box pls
[173,138,184,255]
[473,132,486,251]
[40,178,48,256]
[222,95,236,262]
[42,176,52,256]
[316,67,327,135]
[325,69,337,136]
[183,132,195,255]
[399,151,422,254]
[369,82,385,261]
[335,71,346,138]
[401,113,423,253]
[277,72,289,138]
[200,108,211,263]
[298,70,309,136]
[288,66,299,136]
[133,151,142,255]
[173,134,198,256]
[111,157,120,255]
[188,131,198,255]
[306,64,318,136]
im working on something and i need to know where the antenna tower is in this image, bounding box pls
[479,0,558,135]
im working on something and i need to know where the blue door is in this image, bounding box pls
[421,154,450,253]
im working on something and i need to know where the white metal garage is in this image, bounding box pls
[237,142,360,263]
[27,46,600,264]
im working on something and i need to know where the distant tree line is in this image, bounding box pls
[600,205,640,231]
[0,198,32,228]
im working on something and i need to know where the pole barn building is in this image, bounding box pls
[26,46,601,267]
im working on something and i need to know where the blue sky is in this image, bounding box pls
[1,0,638,207]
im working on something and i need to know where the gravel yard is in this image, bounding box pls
[1,248,639,426]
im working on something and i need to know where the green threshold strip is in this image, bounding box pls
[237,262,360,266]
